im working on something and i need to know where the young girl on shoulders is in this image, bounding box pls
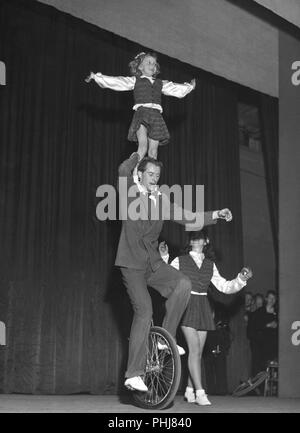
[85,51,195,162]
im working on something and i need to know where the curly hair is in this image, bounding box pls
[183,230,216,261]
[129,51,160,77]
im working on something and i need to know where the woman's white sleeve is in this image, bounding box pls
[162,80,194,98]
[94,73,135,91]
[211,264,246,294]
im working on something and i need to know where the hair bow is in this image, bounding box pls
[135,52,146,59]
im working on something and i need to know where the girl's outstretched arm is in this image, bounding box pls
[85,72,136,91]
[162,78,196,98]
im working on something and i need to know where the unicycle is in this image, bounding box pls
[132,325,181,410]
[232,371,268,397]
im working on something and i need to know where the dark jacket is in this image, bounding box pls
[115,153,217,271]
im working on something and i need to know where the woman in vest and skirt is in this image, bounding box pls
[160,231,252,406]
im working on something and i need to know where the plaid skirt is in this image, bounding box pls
[181,294,215,331]
[128,107,170,145]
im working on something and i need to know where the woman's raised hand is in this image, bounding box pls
[239,267,253,281]
[217,208,233,222]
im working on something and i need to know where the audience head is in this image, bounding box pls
[244,292,254,309]
[254,293,264,309]
[266,290,277,308]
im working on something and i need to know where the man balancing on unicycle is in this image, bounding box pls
[115,152,234,393]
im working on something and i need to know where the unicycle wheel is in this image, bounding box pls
[132,326,181,410]
[232,371,268,397]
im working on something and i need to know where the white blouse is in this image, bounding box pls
[162,250,246,294]
[93,73,194,113]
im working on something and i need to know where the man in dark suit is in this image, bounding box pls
[116,152,233,392]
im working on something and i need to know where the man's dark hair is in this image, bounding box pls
[137,157,163,173]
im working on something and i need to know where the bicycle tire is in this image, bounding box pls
[232,371,268,397]
[132,326,181,410]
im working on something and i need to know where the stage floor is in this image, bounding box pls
[0,394,299,413]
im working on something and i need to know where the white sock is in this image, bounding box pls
[186,386,194,394]
[196,389,205,396]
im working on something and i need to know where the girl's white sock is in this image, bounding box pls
[185,386,194,393]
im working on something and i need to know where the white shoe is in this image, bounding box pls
[177,345,186,356]
[195,391,211,406]
[124,376,148,392]
[157,342,185,356]
[184,390,196,403]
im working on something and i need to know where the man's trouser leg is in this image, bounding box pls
[121,267,152,379]
[147,262,191,338]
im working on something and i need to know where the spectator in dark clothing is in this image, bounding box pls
[247,291,278,375]
[245,292,255,314]
[261,291,278,364]
[254,293,264,310]
[246,293,263,341]
[243,291,255,331]
[203,306,232,395]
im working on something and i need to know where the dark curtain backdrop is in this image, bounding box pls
[259,95,279,287]
[0,0,245,394]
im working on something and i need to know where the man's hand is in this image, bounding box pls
[159,241,169,257]
[217,208,233,222]
[191,78,196,89]
[239,266,253,282]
